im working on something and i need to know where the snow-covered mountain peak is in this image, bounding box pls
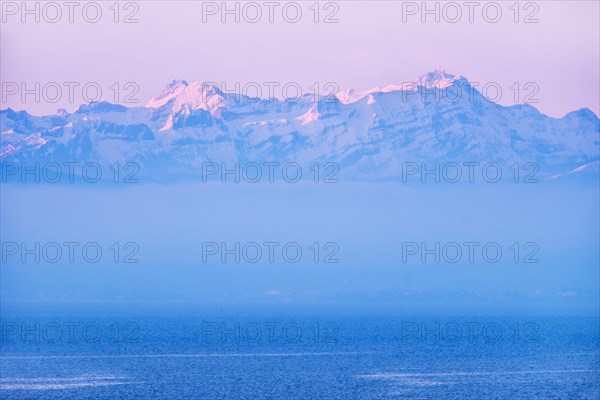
[164,79,189,91]
[146,80,227,116]
[416,70,466,89]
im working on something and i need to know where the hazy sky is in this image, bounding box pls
[1,1,599,117]
[2,182,599,306]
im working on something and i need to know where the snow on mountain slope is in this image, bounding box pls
[335,71,468,105]
[1,71,598,181]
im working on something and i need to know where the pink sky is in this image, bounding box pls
[1,1,598,117]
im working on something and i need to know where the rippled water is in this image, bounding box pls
[1,308,598,399]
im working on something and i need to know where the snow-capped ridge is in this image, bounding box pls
[335,70,469,104]
[146,71,471,109]
[146,80,228,118]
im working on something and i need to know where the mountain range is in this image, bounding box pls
[1,71,598,182]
